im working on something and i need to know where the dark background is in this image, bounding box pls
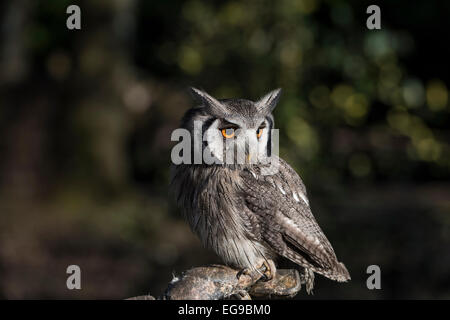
[0,0,449,299]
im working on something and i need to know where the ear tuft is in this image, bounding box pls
[189,87,228,117]
[189,87,207,103]
[256,88,282,114]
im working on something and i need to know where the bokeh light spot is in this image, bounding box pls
[348,153,372,177]
[402,78,425,109]
[178,46,203,74]
[47,51,71,80]
[426,80,448,111]
[286,117,320,160]
[309,86,330,109]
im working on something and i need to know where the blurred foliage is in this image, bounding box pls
[0,0,449,299]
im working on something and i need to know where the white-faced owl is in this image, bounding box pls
[170,88,350,293]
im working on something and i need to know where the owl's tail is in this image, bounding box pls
[321,261,351,282]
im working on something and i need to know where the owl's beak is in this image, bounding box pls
[245,152,257,164]
[244,137,257,164]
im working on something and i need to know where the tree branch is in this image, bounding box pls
[127,264,303,300]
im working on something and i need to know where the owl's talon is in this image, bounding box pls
[258,260,276,282]
[236,266,264,283]
[236,268,248,279]
[237,260,276,283]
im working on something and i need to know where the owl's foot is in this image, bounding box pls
[300,268,315,295]
[236,259,276,283]
[236,268,254,281]
[258,259,276,281]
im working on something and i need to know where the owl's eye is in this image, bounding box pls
[256,128,264,138]
[221,128,235,139]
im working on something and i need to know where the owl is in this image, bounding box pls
[170,87,350,294]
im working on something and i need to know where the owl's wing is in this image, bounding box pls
[239,157,350,282]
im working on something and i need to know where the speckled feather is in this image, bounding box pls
[238,158,350,282]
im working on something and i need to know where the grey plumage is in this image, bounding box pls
[170,88,350,293]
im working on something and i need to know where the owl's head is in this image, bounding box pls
[182,87,281,166]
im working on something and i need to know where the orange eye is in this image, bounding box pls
[221,128,235,139]
[256,128,263,138]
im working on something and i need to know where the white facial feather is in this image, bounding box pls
[257,119,270,161]
[204,118,270,165]
[204,119,223,162]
